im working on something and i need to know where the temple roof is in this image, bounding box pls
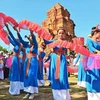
[47,3,65,12]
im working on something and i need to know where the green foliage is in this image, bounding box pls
[0,46,3,51]
[0,45,8,53]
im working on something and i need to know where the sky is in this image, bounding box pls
[0,0,100,51]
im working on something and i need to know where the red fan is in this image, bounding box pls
[74,45,90,56]
[0,36,10,45]
[0,13,6,29]
[78,37,84,46]
[48,40,74,49]
[48,40,60,48]
[65,42,75,50]
[59,41,90,56]
[18,20,30,30]
[72,37,84,46]
[19,20,52,40]
[60,41,68,47]
[55,40,75,50]
[0,29,10,45]
[72,37,77,44]
[5,16,18,27]
[67,66,78,73]
[0,13,6,18]
[48,40,90,56]
[0,29,8,37]
[0,17,4,29]
[29,22,40,32]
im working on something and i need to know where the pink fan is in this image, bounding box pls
[58,41,90,56]
[0,13,6,19]
[18,20,30,30]
[67,66,78,73]
[72,37,77,44]
[65,42,75,50]
[0,29,10,45]
[48,40,60,48]
[5,16,18,27]
[48,40,90,56]
[77,37,84,46]
[74,45,90,56]
[86,54,100,70]
[18,20,52,40]
[0,36,10,45]
[72,37,84,46]
[0,29,7,37]
[48,40,75,50]
[0,13,6,29]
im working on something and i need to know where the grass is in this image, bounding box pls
[0,75,87,100]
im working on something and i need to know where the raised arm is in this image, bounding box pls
[8,36,16,46]
[5,24,20,46]
[30,30,38,48]
[29,30,38,54]
[16,31,29,48]
[44,39,54,44]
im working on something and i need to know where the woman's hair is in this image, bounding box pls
[91,26,100,36]
[91,27,96,36]
[57,27,67,34]
[48,28,55,39]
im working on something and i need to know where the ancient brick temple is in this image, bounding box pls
[42,3,76,41]
[37,3,76,55]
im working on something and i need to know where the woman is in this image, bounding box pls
[17,30,38,99]
[0,51,4,80]
[38,42,46,86]
[19,48,26,90]
[74,53,87,88]
[86,26,100,100]
[44,51,53,86]
[44,27,70,100]
[8,30,25,90]
[5,24,22,95]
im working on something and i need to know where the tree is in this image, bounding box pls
[0,46,3,51]
[0,46,8,53]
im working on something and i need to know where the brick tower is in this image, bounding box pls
[42,3,76,41]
